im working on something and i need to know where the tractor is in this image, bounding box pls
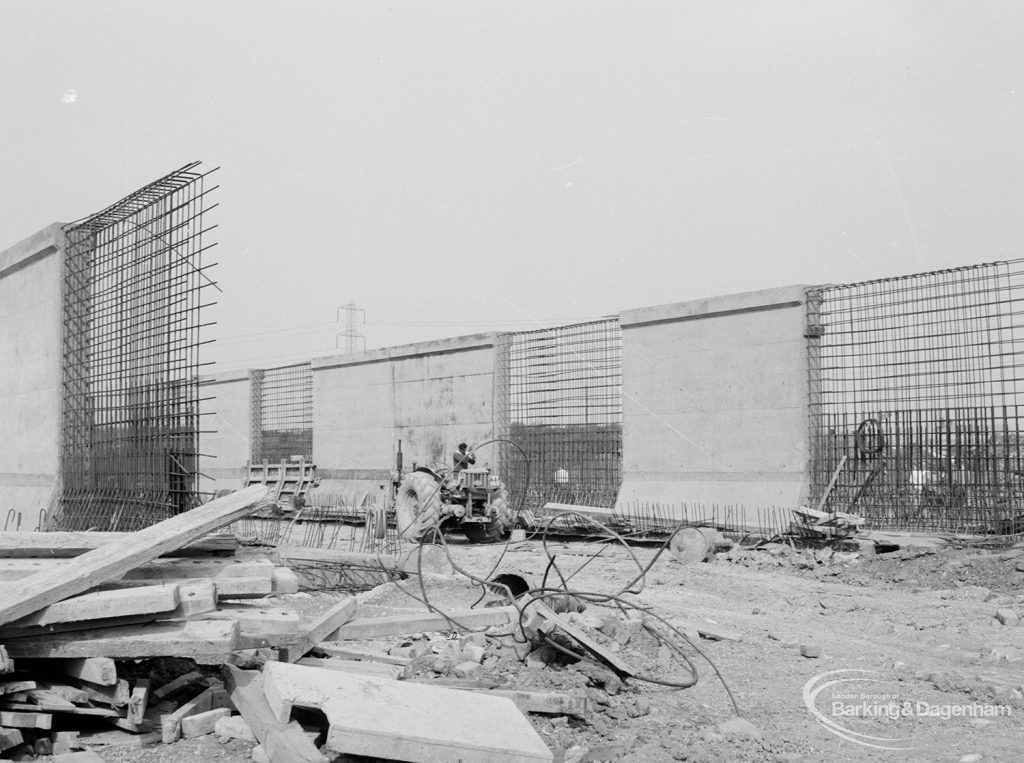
[393,465,511,544]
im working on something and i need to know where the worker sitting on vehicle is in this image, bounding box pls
[453,442,476,473]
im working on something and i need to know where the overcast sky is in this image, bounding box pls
[1,1,1021,371]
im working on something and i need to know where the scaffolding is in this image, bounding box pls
[49,162,217,531]
[496,319,623,517]
[808,260,1024,533]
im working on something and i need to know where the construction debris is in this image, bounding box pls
[791,506,865,539]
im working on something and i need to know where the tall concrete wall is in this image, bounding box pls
[617,286,811,522]
[0,224,65,529]
[197,370,251,495]
[312,334,497,496]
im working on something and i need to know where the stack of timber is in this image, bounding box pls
[0,486,318,756]
[0,485,554,761]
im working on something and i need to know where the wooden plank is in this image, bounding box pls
[152,671,207,702]
[19,657,117,685]
[295,657,402,679]
[2,584,180,630]
[321,670,552,763]
[223,666,328,763]
[278,596,358,663]
[0,559,274,583]
[116,576,272,598]
[125,557,276,581]
[0,485,269,626]
[75,678,130,707]
[0,709,51,728]
[181,707,230,739]
[310,643,411,666]
[0,531,237,558]
[127,679,150,726]
[24,689,78,709]
[329,606,516,641]
[0,680,37,695]
[0,700,119,717]
[3,619,238,662]
[160,686,214,744]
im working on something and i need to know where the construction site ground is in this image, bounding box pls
[67,537,1024,763]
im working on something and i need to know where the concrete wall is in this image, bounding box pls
[312,334,497,497]
[0,224,65,529]
[617,286,811,522]
[197,369,251,495]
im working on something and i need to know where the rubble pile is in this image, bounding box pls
[0,493,765,763]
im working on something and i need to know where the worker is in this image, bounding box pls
[453,442,476,473]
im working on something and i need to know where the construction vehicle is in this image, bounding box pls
[393,464,511,544]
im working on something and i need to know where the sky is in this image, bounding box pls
[1,1,1022,372]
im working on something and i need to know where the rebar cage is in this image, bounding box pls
[496,319,624,519]
[50,162,217,531]
[808,260,1024,533]
[250,362,314,463]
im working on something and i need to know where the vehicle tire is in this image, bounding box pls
[463,488,510,544]
[395,472,443,543]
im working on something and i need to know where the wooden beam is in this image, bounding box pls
[328,606,516,641]
[160,686,214,744]
[278,597,357,663]
[2,584,179,630]
[0,485,269,626]
[18,657,118,685]
[0,532,237,558]
[125,557,276,581]
[127,679,150,726]
[3,619,238,662]
[0,700,119,717]
[0,680,37,695]
[75,678,130,707]
[223,667,327,763]
[115,576,273,598]
[0,710,51,729]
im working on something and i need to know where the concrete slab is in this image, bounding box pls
[320,669,552,763]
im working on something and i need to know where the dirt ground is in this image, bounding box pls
[44,537,1024,763]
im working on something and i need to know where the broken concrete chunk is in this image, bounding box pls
[995,609,1019,627]
[452,661,483,680]
[181,707,231,739]
[215,713,257,742]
